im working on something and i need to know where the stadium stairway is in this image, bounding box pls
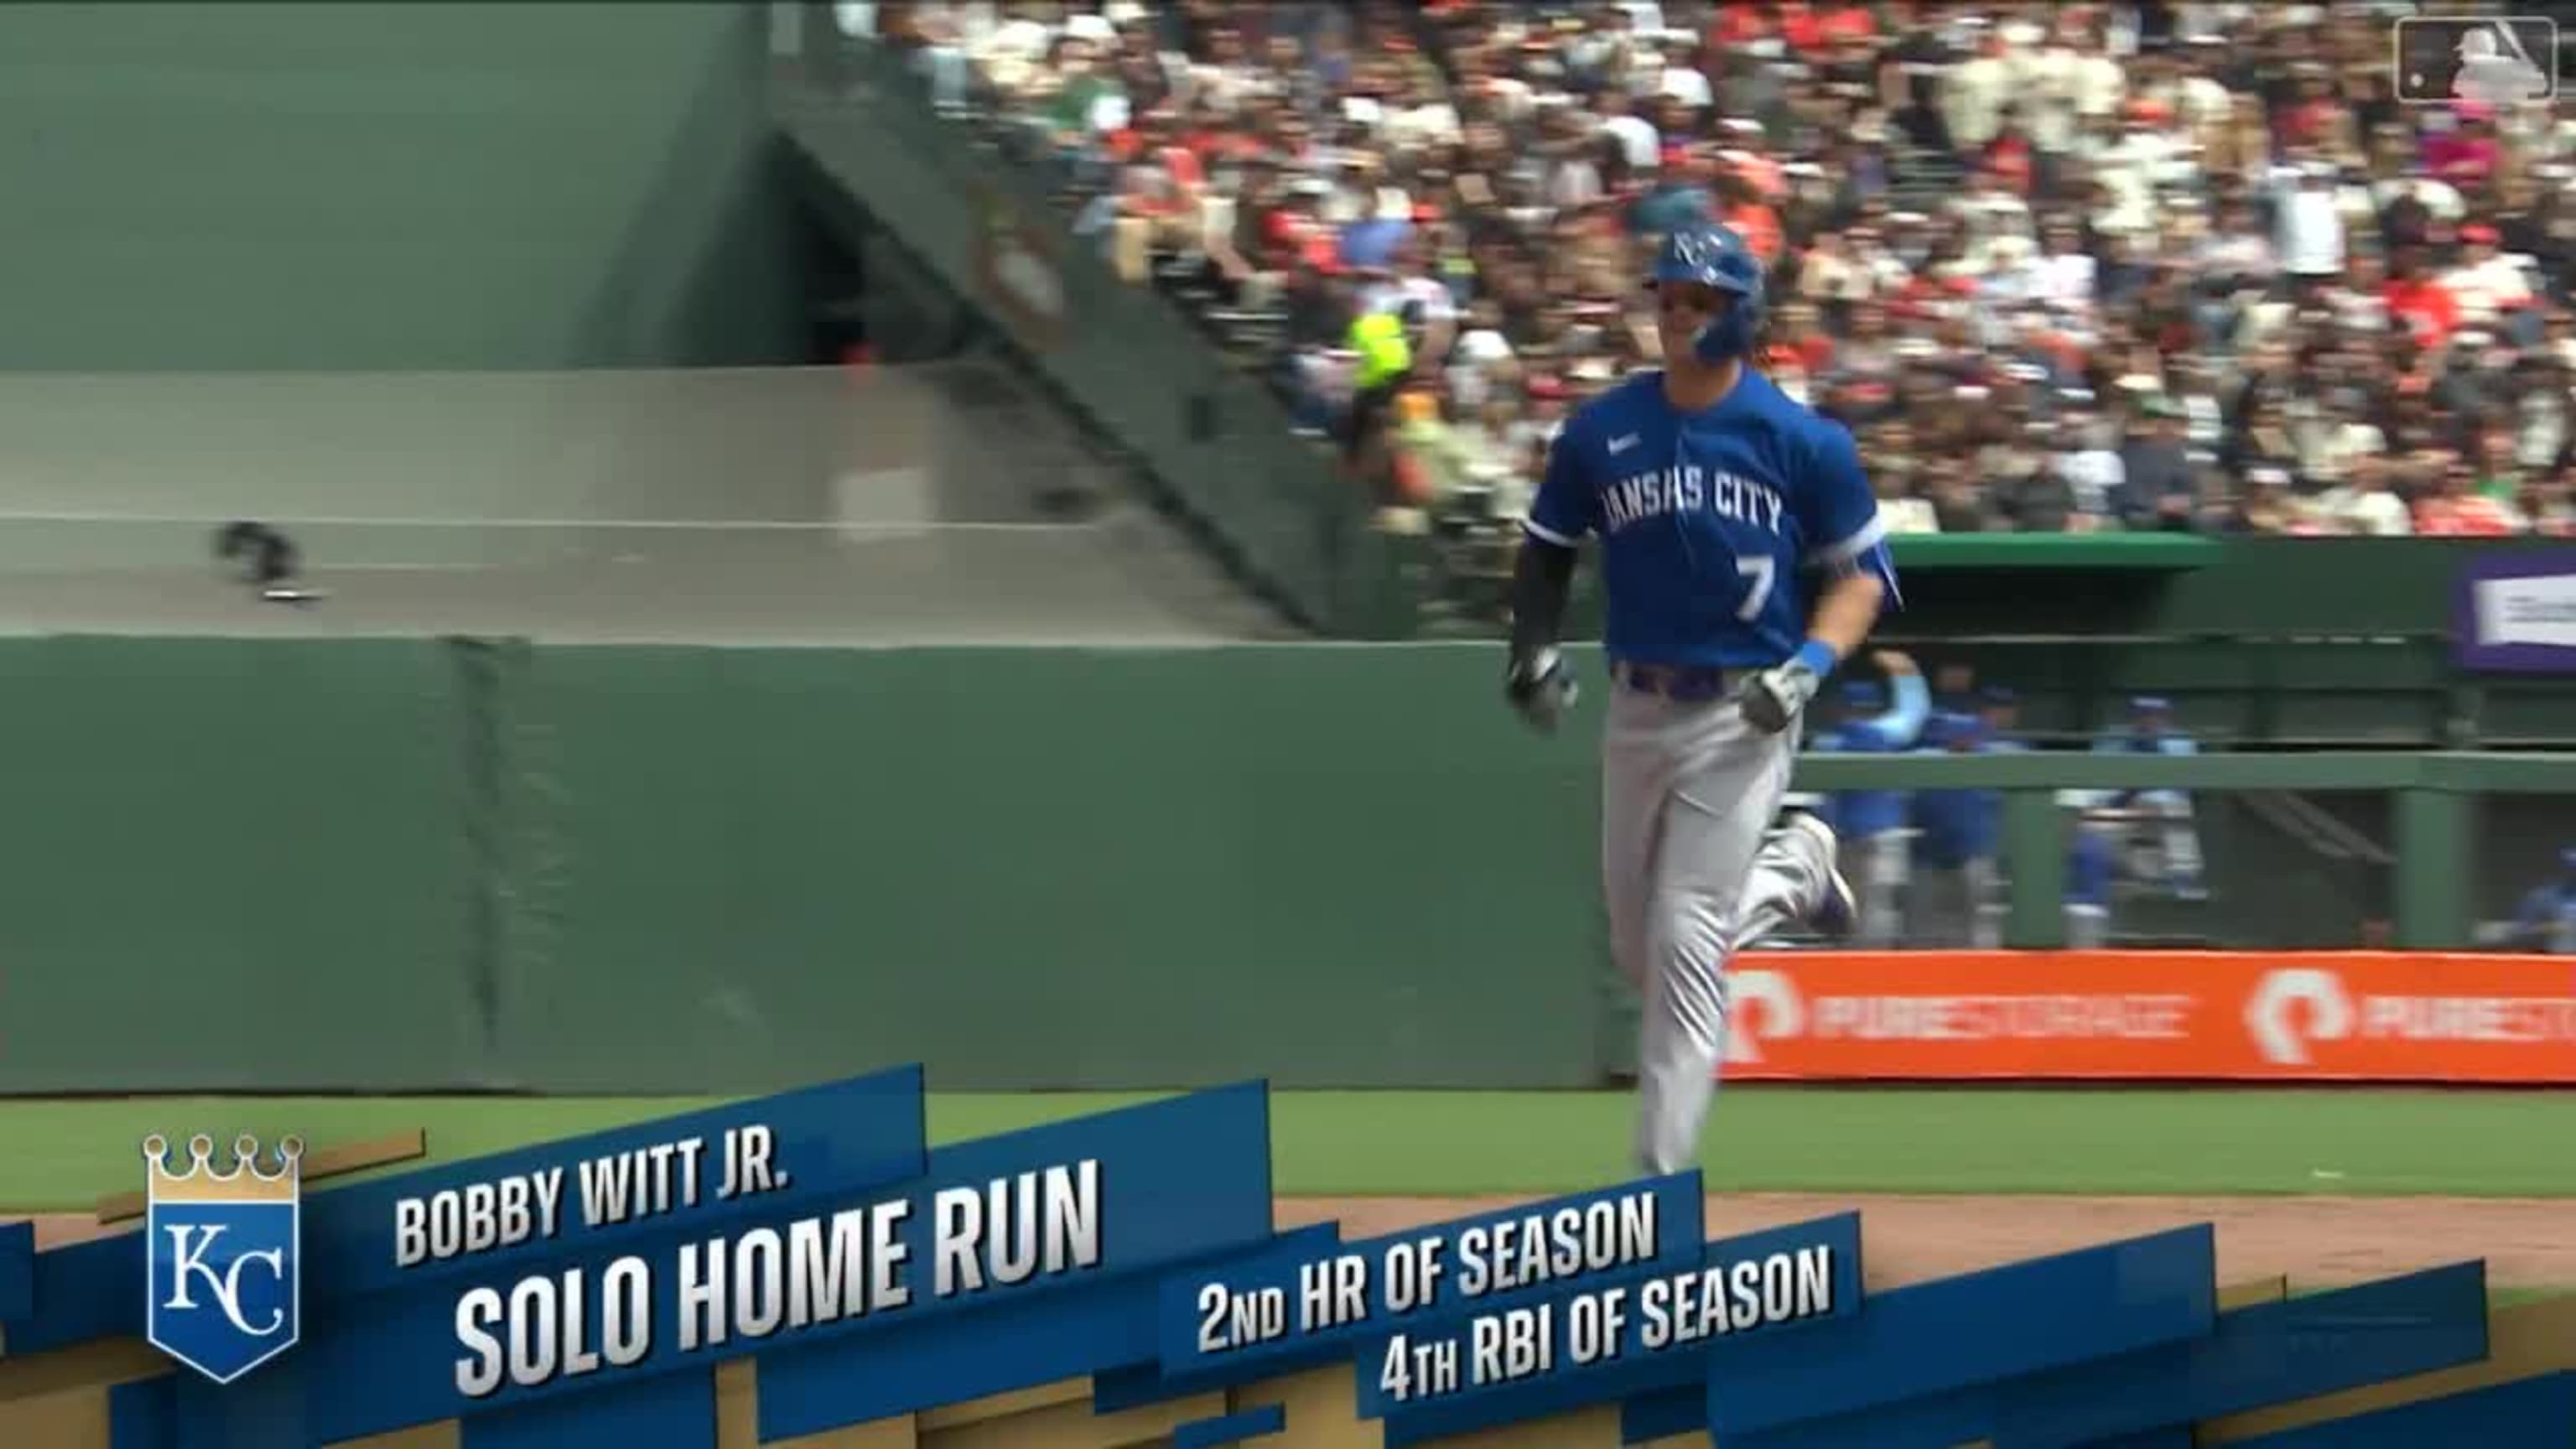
[768,29,1378,638]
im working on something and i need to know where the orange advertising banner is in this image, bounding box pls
[1722,951,2576,1083]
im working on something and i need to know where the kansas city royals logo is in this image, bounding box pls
[143,1132,304,1384]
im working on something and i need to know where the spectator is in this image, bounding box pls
[1871,419,1941,533]
[2052,395,2127,522]
[896,0,2576,569]
[2115,397,2199,531]
[2444,224,2537,330]
[2311,454,2415,536]
[1341,299,1416,465]
[2414,455,2520,535]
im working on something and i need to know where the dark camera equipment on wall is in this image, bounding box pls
[212,521,325,605]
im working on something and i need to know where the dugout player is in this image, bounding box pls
[1501,224,1903,1176]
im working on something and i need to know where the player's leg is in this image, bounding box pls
[2146,790,2207,897]
[2066,901,2111,948]
[1602,688,1697,1176]
[1860,828,1909,946]
[1913,865,1966,945]
[1967,854,2002,948]
[1632,715,1799,1176]
[1940,866,1977,945]
[1732,808,1846,953]
[1600,688,1676,996]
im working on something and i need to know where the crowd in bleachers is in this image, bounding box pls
[854,0,2576,562]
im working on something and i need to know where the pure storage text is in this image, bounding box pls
[2366,995,2576,1041]
[1727,953,2576,1084]
[1807,993,2194,1041]
[2246,967,2576,1069]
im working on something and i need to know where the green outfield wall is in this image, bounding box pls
[0,635,2567,1096]
[0,2,802,371]
[0,639,488,1090]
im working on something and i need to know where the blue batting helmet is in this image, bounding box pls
[1646,225,1768,365]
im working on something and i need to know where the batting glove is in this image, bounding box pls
[1505,647,1579,735]
[1736,657,1824,735]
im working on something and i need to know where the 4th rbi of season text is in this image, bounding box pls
[1187,1186,1836,1407]
[384,1125,1106,1398]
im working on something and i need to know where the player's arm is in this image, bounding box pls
[1854,658,1933,750]
[1807,569,1891,667]
[1740,421,1902,734]
[1741,423,1906,727]
[1504,420,1599,732]
[1509,535,1577,665]
[1803,421,1903,651]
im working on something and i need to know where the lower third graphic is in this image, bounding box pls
[144,1132,305,1384]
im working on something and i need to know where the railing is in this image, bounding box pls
[1791,749,2576,950]
[765,12,1394,636]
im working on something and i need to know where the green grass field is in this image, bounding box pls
[4,1085,2573,1212]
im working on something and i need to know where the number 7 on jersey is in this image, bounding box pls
[1734,555,1775,622]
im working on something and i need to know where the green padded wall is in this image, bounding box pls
[0,635,2560,1096]
[496,644,1611,1092]
[0,637,485,1090]
[0,1,801,371]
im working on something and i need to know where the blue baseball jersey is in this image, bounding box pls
[1813,672,1932,839]
[1910,721,2002,870]
[1910,781,2000,869]
[1525,368,1897,669]
[2066,827,2116,908]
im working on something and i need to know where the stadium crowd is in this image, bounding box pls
[851,0,2576,552]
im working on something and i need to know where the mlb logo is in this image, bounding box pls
[143,1133,304,1384]
[2392,16,2558,104]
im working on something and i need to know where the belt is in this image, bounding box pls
[1610,661,1742,702]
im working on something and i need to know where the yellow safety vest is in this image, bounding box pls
[1350,313,1411,389]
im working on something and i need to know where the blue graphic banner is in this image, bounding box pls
[5,1066,2570,1448]
[1156,1171,1706,1383]
[1374,1212,1862,1446]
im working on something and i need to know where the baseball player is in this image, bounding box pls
[1907,711,2002,948]
[2092,695,2206,901]
[2506,847,2576,954]
[2064,794,2118,948]
[1503,223,1902,1177]
[1810,660,1931,948]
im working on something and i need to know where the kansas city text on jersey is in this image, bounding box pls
[1599,465,1785,538]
